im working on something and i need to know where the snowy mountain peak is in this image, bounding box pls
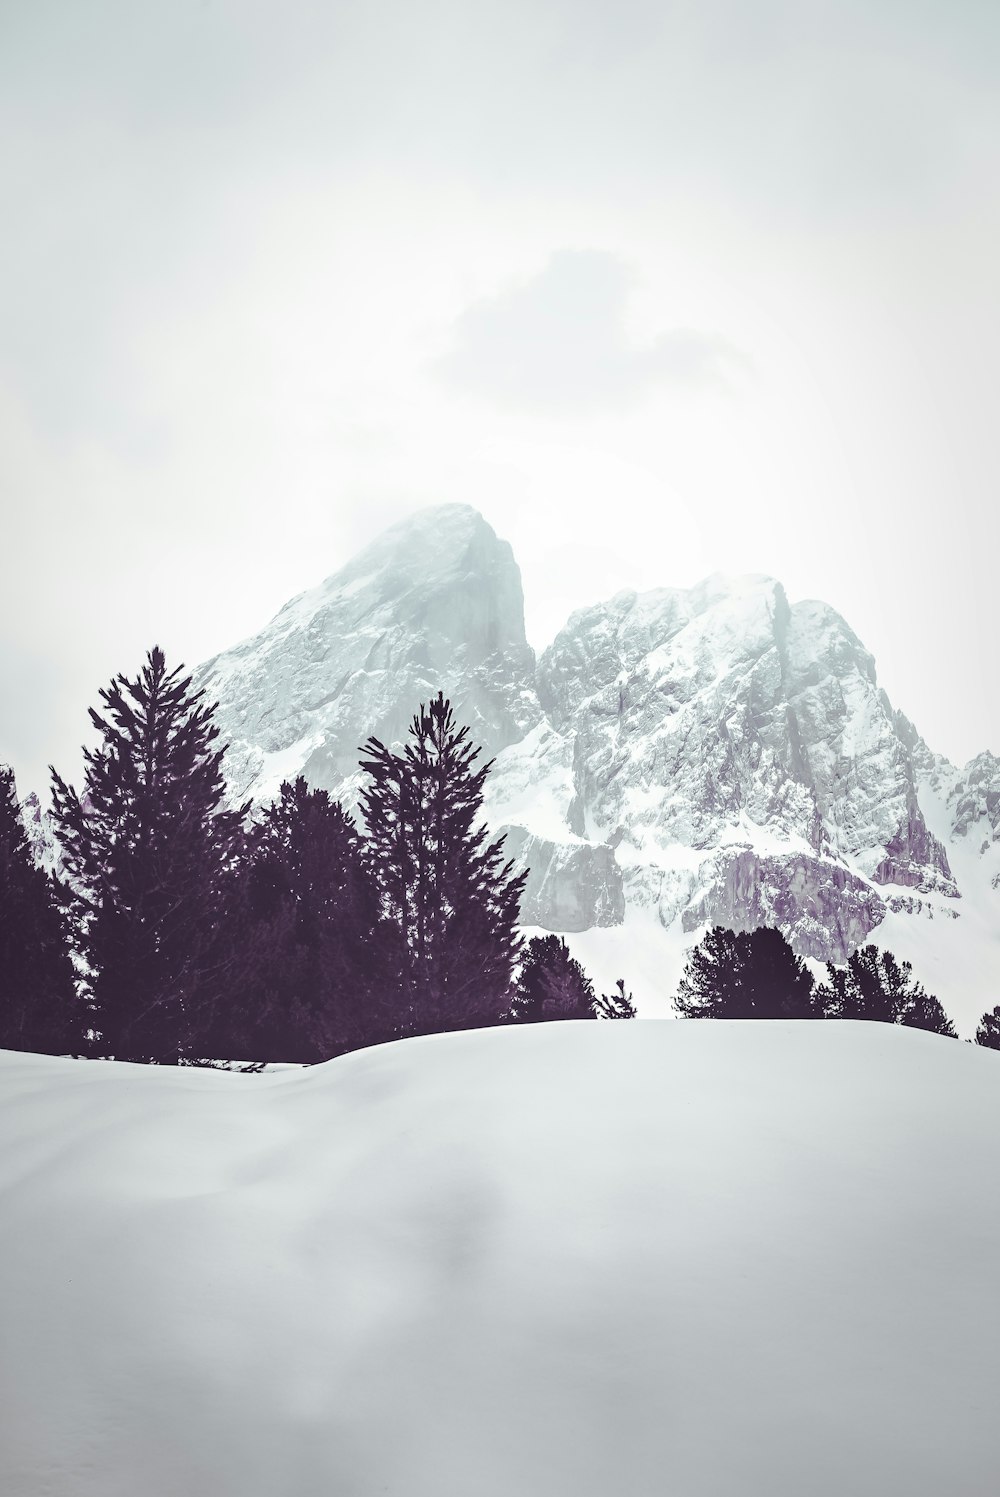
[293,503,507,611]
[234,502,523,644]
[196,505,537,804]
[195,506,998,1030]
[527,567,955,909]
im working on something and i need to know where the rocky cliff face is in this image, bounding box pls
[949,752,1000,850]
[195,505,997,1005]
[499,826,625,933]
[514,572,958,958]
[680,851,887,962]
[536,578,952,891]
[197,505,539,804]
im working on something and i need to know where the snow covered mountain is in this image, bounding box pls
[197,504,999,1030]
[197,505,538,806]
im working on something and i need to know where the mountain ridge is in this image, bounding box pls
[181,503,999,1030]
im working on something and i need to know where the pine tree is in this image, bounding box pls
[0,766,80,1054]
[975,1007,1000,1049]
[219,777,387,1063]
[900,986,957,1038]
[507,934,597,1022]
[49,648,247,1063]
[818,945,901,1021]
[674,925,819,1019]
[359,693,527,1037]
[976,1011,999,1047]
[595,977,637,1020]
[817,945,956,1036]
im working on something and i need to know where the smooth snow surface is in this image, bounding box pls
[3,1023,1000,1497]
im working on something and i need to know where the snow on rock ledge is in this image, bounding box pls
[500,825,625,930]
[949,751,1000,848]
[197,504,539,803]
[681,848,887,962]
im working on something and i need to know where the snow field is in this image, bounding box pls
[2,1020,1000,1496]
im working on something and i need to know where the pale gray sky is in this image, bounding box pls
[2,0,998,796]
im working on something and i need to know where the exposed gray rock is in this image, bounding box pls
[949,751,1000,844]
[782,603,954,890]
[892,707,955,790]
[680,849,886,962]
[499,825,625,932]
[535,576,955,897]
[885,894,961,919]
[872,810,957,895]
[197,505,539,803]
[537,576,815,852]
[618,862,703,932]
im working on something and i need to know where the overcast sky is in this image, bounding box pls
[2,0,998,796]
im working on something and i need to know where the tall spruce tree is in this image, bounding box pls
[0,766,80,1054]
[507,934,597,1023]
[49,648,247,1063]
[817,945,956,1036]
[674,925,820,1019]
[217,777,387,1063]
[359,693,526,1037]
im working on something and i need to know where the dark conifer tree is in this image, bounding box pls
[817,945,956,1036]
[359,693,526,1037]
[675,926,741,1019]
[975,1007,1000,1049]
[674,925,819,1019]
[507,934,597,1022]
[219,777,387,1063]
[595,977,637,1020]
[49,648,247,1063]
[0,766,80,1054]
[899,985,957,1038]
[818,945,902,1022]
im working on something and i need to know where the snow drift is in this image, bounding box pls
[2,1021,999,1496]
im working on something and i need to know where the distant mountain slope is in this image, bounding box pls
[196,504,999,1030]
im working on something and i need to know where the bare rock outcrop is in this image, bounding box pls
[196,505,539,803]
[498,826,625,932]
[950,752,1000,849]
[532,576,956,917]
[680,850,887,963]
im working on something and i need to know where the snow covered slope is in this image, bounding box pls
[3,1023,1000,1497]
[195,504,538,804]
[196,505,998,1029]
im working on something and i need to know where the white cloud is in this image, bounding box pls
[1,0,998,792]
[435,251,744,412]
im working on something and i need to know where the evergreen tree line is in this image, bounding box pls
[0,648,632,1064]
[2,646,996,1061]
[672,924,1000,1045]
